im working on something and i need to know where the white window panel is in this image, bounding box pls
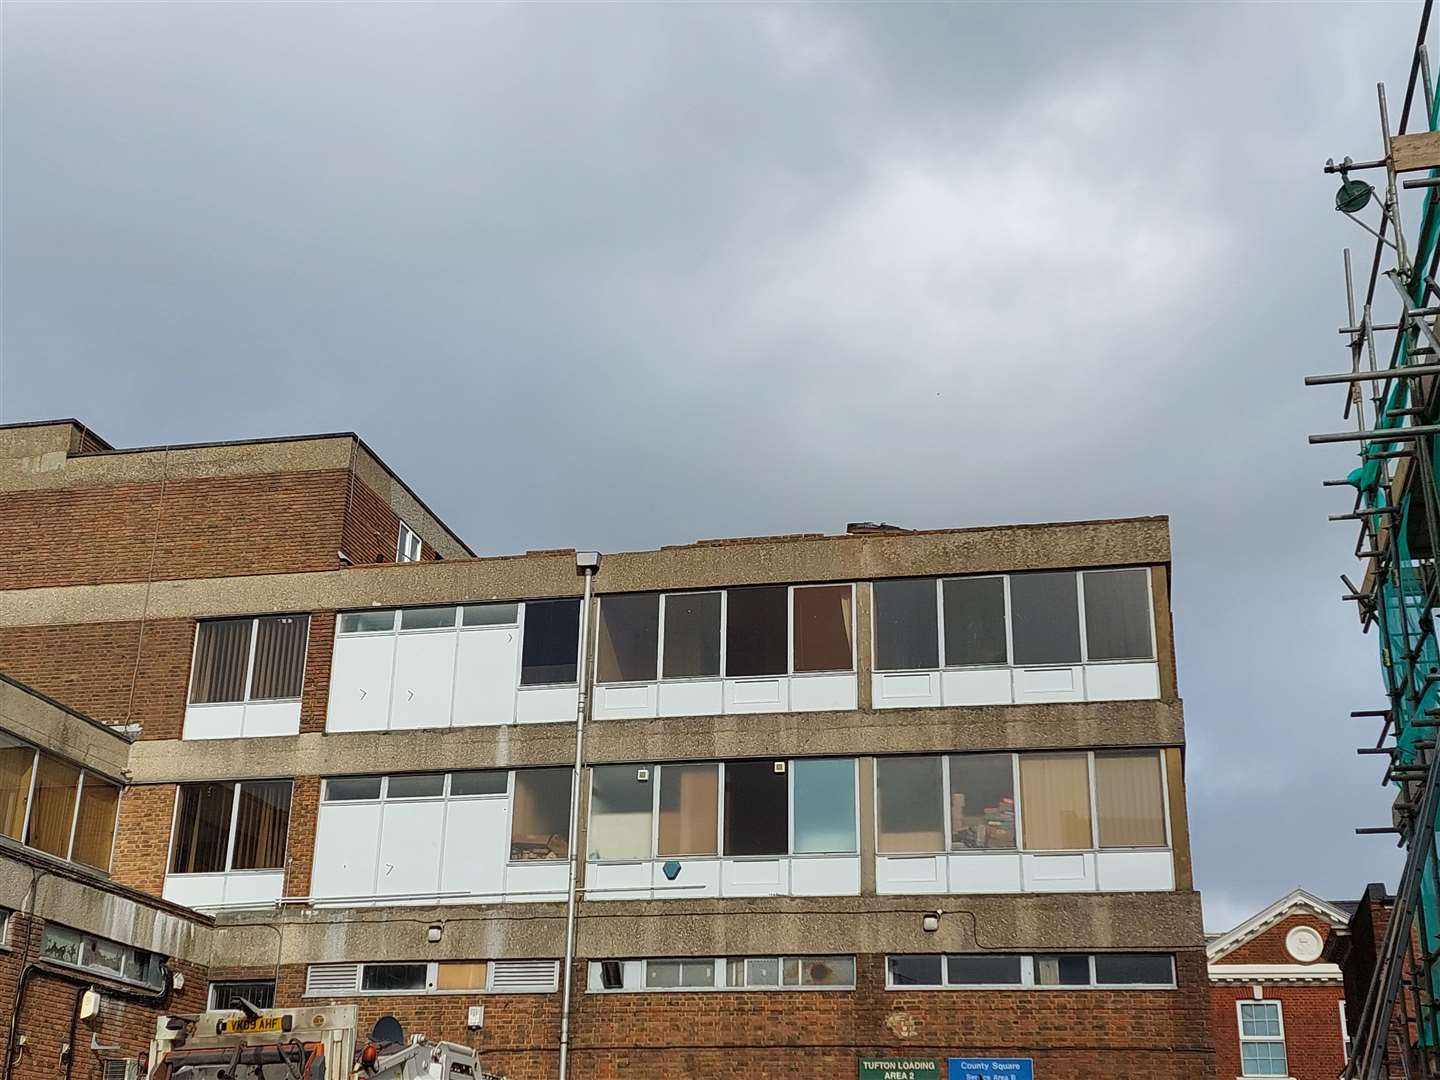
[439,799,508,900]
[311,802,383,900]
[452,627,521,726]
[375,801,445,898]
[326,634,397,733]
[397,523,422,563]
[389,632,458,730]
[306,964,361,995]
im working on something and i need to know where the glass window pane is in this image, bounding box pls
[943,577,1008,666]
[1018,755,1092,851]
[339,610,396,634]
[436,962,488,990]
[84,936,125,975]
[71,776,120,871]
[1034,955,1090,986]
[25,755,80,858]
[211,980,277,1010]
[400,606,456,631]
[0,737,35,841]
[462,603,519,627]
[521,600,581,685]
[596,594,659,683]
[1009,572,1082,666]
[792,758,856,854]
[361,964,428,992]
[948,754,1016,851]
[386,773,445,799]
[170,782,235,874]
[510,768,571,860]
[876,757,944,853]
[793,585,854,673]
[450,771,507,796]
[887,955,942,987]
[1082,569,1154,661]
[657,763,719,856]
[662,592,721,679]
[232,780,291,870]
[946,955,1023,986]
[800,956,854,987]
[324,776,382,801]
[190,620,253,704]
[1095,751,1166,848]
[589,765,654,860]
[873,579,938,671]
[724,760,789,856]
[1093,954,1173,985]
[41,925,81,965]
[645,959,714,988]
[744,957,780,986]
[725,587,788,677]
[251,615,309,700]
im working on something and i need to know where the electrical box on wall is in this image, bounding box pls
[466,1006,484,1029]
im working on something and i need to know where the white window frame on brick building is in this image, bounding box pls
[209,979,278,1010]
[883,953,1175,990]
[305,959,559,996]
[326,600,581,732]
[184,615,310,740]
[1237,999,1289,1077]
[590,584,858,722]
[39,923,165,990]
[396,522,422,563]
[0,731,120,872]
[870,568,1160,709]
[586,955,856,992]
[162,779,293,911]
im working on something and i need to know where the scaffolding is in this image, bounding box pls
[1311,2,1440,1076]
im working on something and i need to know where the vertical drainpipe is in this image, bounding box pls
[558,551,600,1080]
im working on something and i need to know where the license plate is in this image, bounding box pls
[219,1016,284,1034]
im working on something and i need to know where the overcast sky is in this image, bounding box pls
[2,2,1430,932]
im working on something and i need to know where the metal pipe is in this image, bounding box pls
[557,554,598,1080]
[1311,424,1440,444]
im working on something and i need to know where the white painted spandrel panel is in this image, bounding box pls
[162,873,227,909]
[1021,852,1095,892]
[946,853,1023,894]
[182,703,245,740]
[326,635,396,732]
[453,629,519,727]
[656,679,724,718]
[593,683,657,721]
[724,678,787,713]
[940,669,1013,707]
[789,673,857,712]
[721,858,786,896]
[585,861,653,901]
[791,856,861,896]
[872,672,942,710]
[240,700,301,738]
[876,855,946,895]
[1096,850,1174,892]
[515,686,578,724]
[311,802,383,899]
[376,801,446,898]
[439,799,507,900]
[390,632,458,731]
[504,860,568,902]
[651,858,720,898]
[1083,662,1161,702]
[219,870,287,908]
[1012,666,1085,704]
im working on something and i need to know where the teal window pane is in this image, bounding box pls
[792,758,857,854]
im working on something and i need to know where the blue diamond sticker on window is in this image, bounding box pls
[662,860,682,881]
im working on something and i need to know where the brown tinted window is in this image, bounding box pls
[25,755,80,858]
[1095,752,1166,847]
[793,586,854,672]
[71,777,120,870]
[1019,755,1092,851]
[510,768,571,860]
[657,763,719,856]
[596,594,659,683]
[0,736,35,841]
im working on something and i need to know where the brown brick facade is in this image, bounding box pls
[341,478,437,566]
[283,776,321,897]
[111,784,178,895]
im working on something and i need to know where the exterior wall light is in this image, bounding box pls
[921,911,941,933]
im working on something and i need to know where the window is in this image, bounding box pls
[41,924,164,989]
[873,578,939,671]
[943,577,1008,666]
[887,954,1173,990]
[792,585,854,673]
[1034,954,1091,986]
[510,768,571,860]
[400,606,455,631]
[725,587,788,677]
[645,958,716,989]
[875,756,945,853]
[792,758,858,854]
[323,776,383,801]
[362,963,429,992]
[462,603,519,627]
[436,961,488,991]
[1082,569,1153,661]
[1340,1000,1352,1060]
[592,956,854,992]
[0,739,118,870]
[338,610,395,634]
[306,961,550,996]
[596,594,660,683]
[589,765,653,861]
[1095,751,1166,848]
[657,763,720,857]
[190,616,309,704]
[210,980,277,1010]
[170,780,292,874]
[1018,754,1092,850]
[662,592,721,679]
[520,600,581,685]
[71,776,121,870]
[948,753,1016,851]
[1009,572,1082,665]
[25,755,79,858]
[397,522,423,563]
[0,735,35,841]
[888,955,944,986]
[946,955,1024,986]
[1239,1001,1288,1077]
[723,760,788,857]
[1093,954,1174,986]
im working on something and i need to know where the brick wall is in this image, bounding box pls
[0,912,209,1080]
[1210,983,1345,1080]
[110,784,178,895]
[300,615,336,735]
[284,777,321,898]
[1222,914,1333,965]
[0,471,352,588]
[341,478,438,565]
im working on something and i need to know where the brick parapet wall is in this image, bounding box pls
[284,777,321,898]
[300,614,336,735]
[110,783,178,895]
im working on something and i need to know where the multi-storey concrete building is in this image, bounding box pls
[0,418,1214,1079]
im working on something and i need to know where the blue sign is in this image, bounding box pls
[948,1059,1033,1080]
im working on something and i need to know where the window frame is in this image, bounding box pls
[167,779,294,876]
[1237,999,1289,1077]
[587,955,857,993]
[188,615,311,706]
[208,979,278,1011]
[40,923,165,991]
[396,522,422,563]
[1,734,121,872]
[585,758,861,864]
[306,960,543,996]
[870,570,1156,674]
[884,953,1175,991]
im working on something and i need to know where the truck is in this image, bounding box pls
[145,1005,489,1080]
